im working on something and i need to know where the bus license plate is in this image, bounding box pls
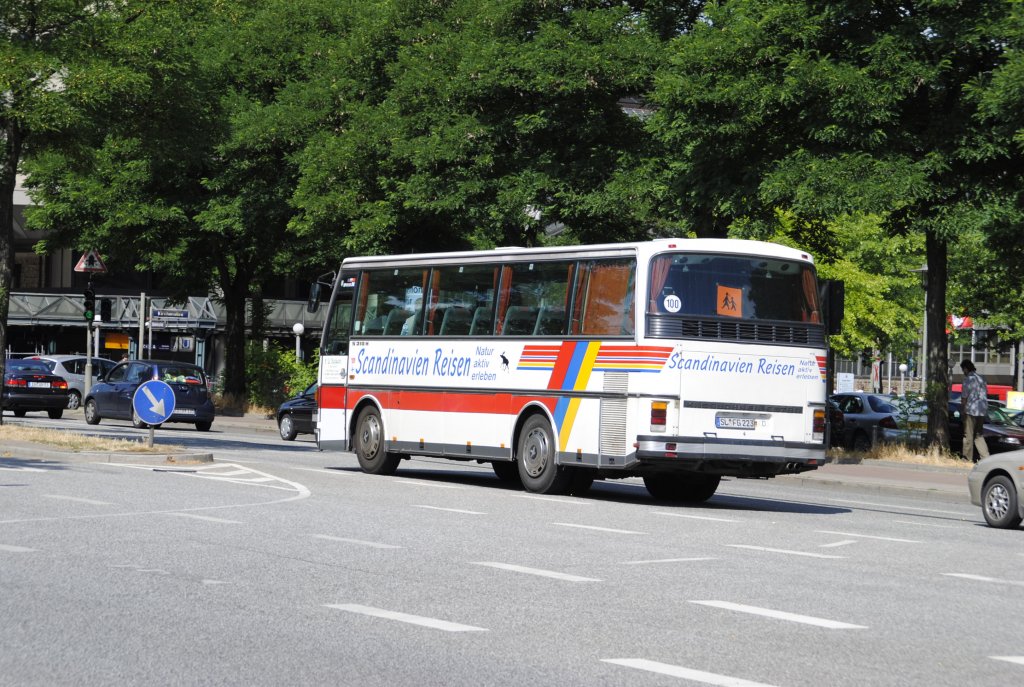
[716,416,757,430]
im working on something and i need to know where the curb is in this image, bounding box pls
[1,440,213,466]
[777,472,971,505]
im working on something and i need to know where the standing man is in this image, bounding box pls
[960,359,990,462]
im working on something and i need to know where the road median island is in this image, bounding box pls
[0,425,213,465]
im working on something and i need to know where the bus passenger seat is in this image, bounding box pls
[439,307,472,335]
[534,306,566,335]
[469,307,493,335]
[383,308,411,335]
[502,306,538,335]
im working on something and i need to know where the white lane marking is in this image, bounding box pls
[166,513,243,524]
[117,462,311,497]
[311,534,402,549]
[325,604,488,632]
[820,540,858,548]
[413,505,486,515]
[816,530,921,543]
[602,658,778,686]
[554,522,645,535]
[471,562,601,582]
[0,544,37,552]
[690,600,867,629]
[622,557,717,565]
[894,520,955,529]
[943,573,1024,588]
[292,466,357,476]
[991,656,1024,666]
[43,494,113,506]
[727,544,844,559]
[655,511,739,523]
[514,494,590,505]
[202,580,230,585]
[0,465,44,472]
[829,498,970,516]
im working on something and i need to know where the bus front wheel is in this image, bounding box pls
[353,406,400,475]
[516,415,573,495]
[643,474,721,503]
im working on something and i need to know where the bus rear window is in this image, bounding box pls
[647,253,821,323]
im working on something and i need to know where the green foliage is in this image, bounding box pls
[244,341,318,409]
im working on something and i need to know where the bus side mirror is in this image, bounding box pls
[306,282,321,313]
[821,280,845,336]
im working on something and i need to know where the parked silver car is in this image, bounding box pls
[28,355,117,410]
[830,392,926,451]
[968,450,1024,528]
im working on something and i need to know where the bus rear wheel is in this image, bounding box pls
[353,406,400,475]
[516,415,573,495]
[643,474,721,503]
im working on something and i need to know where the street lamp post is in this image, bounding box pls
[899,363,908,396]
[292,322,305,361]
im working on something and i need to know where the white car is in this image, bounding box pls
[968,450,1024,529]
[27,355,117,410]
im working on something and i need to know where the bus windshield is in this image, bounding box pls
[648,252,821,323]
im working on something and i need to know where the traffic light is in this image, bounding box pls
[83,287,95,321]
[100,298,112,322]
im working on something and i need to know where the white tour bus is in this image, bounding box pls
[312,238,842,501]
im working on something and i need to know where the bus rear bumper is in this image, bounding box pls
[635,435,826,476]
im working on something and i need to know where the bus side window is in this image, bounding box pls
[432,264,500,336]
[572,258,636,336]
[497,260,574,337]
[353,268,428,337]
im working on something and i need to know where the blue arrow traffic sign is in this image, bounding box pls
[132,380,176,425]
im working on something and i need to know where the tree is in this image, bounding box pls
[1,1,149,419]
[289,0,683,255]
[649,0,1022,449]
[25,0,340,399]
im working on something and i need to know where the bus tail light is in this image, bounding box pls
[812,408,826,439]
[651,401,668,433]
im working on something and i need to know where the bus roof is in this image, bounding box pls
[340,238,815,269]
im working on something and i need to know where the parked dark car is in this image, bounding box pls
[277,383,317,441]
[2,358,70,419]
[949,401,1024,459]
[83,359,215,431]
[830,392,925,451]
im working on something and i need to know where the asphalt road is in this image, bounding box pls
[2,415,1022,686]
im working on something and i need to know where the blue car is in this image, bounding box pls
[84,359,215,431]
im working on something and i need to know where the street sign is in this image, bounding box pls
[132,380,176,425]
[74,249,108,274]
[152,309,189,319]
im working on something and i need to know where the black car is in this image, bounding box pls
[949,401,1024,458]
[277,383,317,440]
[83,359,215,431]
[2,358,70,419]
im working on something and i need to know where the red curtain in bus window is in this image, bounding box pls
[495,265,513,335]
[354,272,371,335]
[801,268,820,323]
[648,256,670,312]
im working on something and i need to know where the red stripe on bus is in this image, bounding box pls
[547,342,576,390]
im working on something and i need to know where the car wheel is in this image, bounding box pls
[131,409,149,429]
[982,475,1023,529]
[491,460,520,484]
[84,399,101,425]
[516,414,573,494]
[47,408,64,420]
[195,421,212,432]
[353,406,400,475]
[643,474,721,502]
[66,390,82,410]
[278,413,298,441]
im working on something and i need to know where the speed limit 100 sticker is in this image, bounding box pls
[663,294,682,313]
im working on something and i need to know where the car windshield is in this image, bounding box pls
[8,360,51,373]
